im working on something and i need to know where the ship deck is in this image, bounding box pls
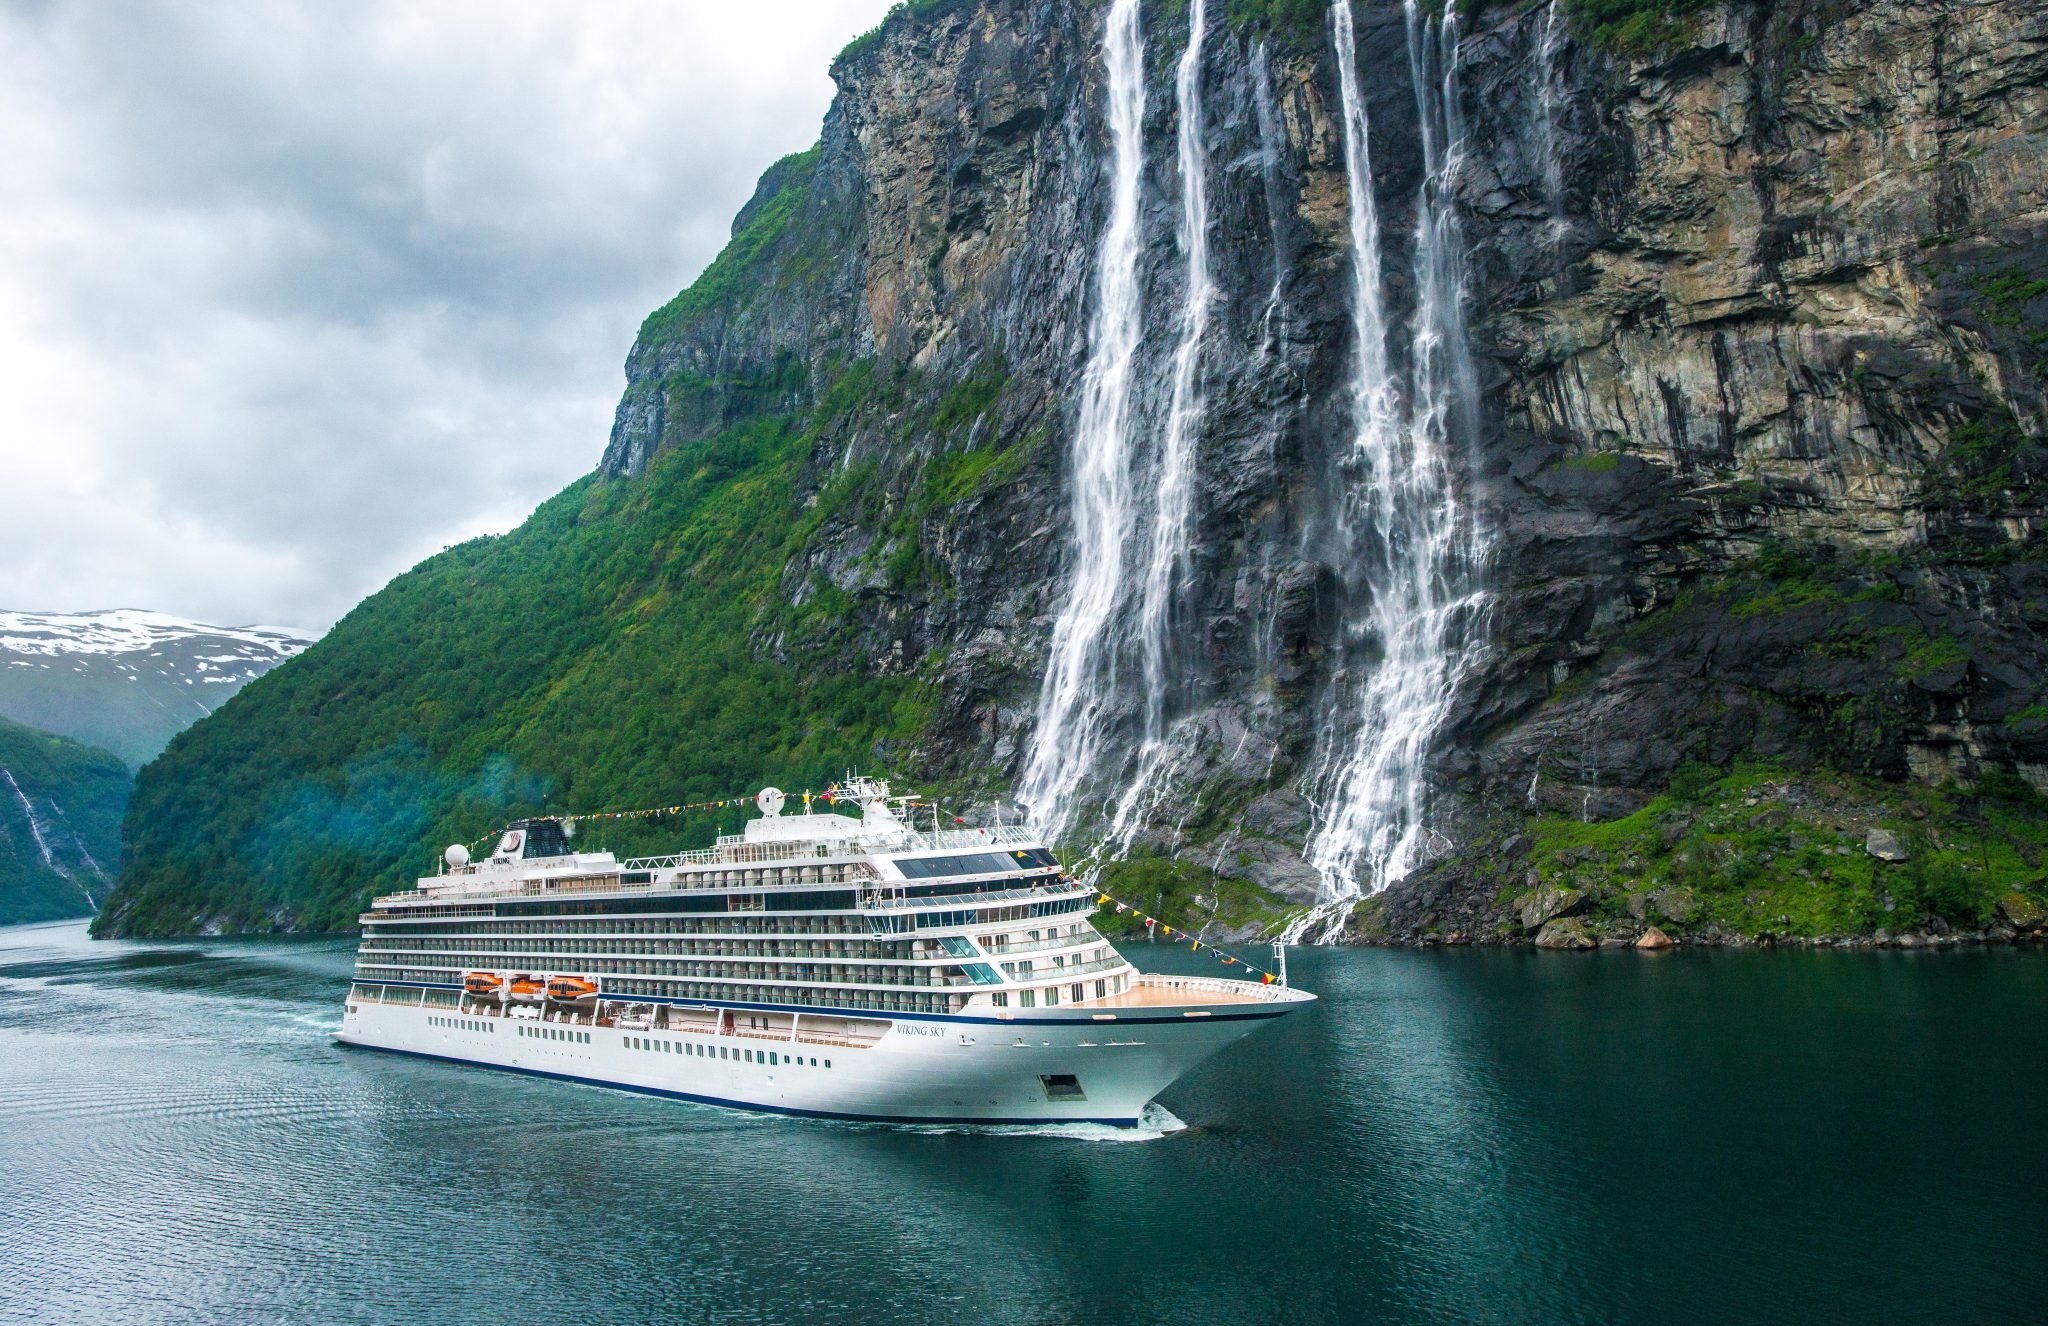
[1072,974,1311,1010]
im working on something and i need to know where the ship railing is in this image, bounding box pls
[895,824,1039,851]
[1132,973,1308,1004]
[1007,953,1127,980]
[864,880,1088,910]
[980,930,1100,956]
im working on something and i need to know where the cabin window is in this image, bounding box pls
[1019,990,1036,1008]
[1044,988,1059,1006]
[991,993,1008,1007]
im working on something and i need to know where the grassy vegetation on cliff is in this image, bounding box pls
[1511,763,2048,940]
[0,716,129,925]
[638,146,821,346]
[1090,849,1290,940]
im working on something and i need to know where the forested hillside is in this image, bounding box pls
[0,716,128,925]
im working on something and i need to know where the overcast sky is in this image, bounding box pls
[0,0,895,635]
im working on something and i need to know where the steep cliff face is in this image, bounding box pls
[102,0,2048,940]
[1390,0,2048,940]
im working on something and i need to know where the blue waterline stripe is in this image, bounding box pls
[338,1040,1139,1128]
[355,980,1296,1026]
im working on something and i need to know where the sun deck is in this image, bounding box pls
[1071,973,1314,1010]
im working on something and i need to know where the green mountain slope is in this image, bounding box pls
[0,716,130,925]
[95,147,1026,936]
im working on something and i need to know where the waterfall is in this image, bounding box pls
[1107,0,1216,852]
[1018,0,1146,840]
[1294,0,1486,942]
[1530,0,1569,241]
[1251,38,1290,358]
[3,767,60,870]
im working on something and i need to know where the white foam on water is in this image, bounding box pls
[869,1101,1189,1143]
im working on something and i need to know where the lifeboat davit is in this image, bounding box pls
[547,976,599,1002]
[464,972,504,998]
[507,976,546,1002]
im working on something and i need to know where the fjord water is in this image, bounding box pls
[4,921,2043,1324]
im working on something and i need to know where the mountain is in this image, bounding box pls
[0,715,129,925]
[0,610,310,768]
[99,0,2048,943]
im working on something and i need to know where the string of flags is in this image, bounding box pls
[559,796,757,825]
[1072,878,1283,985]
[459,793,763,853]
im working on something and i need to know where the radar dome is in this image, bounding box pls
[444,843,470,868]
[756,786,785,817]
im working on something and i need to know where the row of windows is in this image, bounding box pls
[625,1036,830,1069]
[356,972,963,1017]
[361,936,918,961]
[372,888,1088,935]
[358,958,983,989]
[426,1014,497,1033]
[519,1025,590,1044]
[601,979,963,1015]
[989,976,1124,1007]
[1000,945,1115,977]
[368,916,875,939]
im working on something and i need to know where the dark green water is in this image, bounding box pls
[2,920,2042,1325]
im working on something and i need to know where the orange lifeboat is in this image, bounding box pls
[507,975,546,1002]
[464,972,504,998]
[547,976,599,1002]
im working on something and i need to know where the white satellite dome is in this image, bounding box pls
[444,843,470,869]
[756,786,785,817]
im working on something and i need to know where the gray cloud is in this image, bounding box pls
[0,0,894,632]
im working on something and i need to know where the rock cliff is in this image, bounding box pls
[100,0,2048,941]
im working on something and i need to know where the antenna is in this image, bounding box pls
[1272,940,1289,989]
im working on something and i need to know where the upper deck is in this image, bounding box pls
[372,795,1045,912]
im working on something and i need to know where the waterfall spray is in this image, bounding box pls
[1107,0,1217,852]
[1293,0,1486,943]
[1018,0,1147,841]
[1530,0,1569,242]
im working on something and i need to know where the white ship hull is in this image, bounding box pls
[338,991,1290,1126]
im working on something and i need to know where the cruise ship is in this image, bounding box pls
[338,778,1314,1125]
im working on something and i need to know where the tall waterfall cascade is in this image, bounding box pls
[1107,0,1217,854]
[1529,0,1570,240]
[1250,38,1291,359]
[1025,0,1486,928]
[1018,0,1147,842]
[1294,0,1488,942]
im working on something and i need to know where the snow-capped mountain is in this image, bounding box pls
[0,609,313,767]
